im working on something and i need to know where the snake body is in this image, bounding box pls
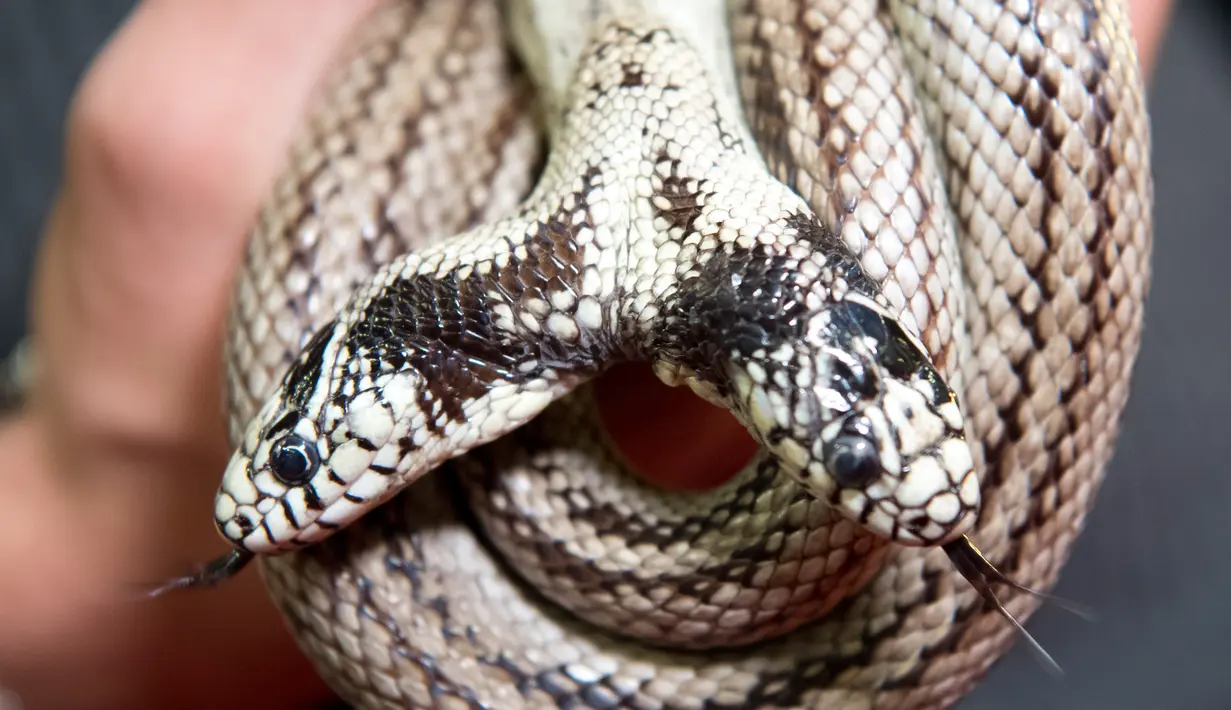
[165,0,1153,707]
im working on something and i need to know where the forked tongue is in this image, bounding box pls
[943,535,1093,676]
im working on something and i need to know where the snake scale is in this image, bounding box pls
[139,0,1153,707]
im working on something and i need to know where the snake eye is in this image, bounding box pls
[269,435,319,485]
[825,434,881,488]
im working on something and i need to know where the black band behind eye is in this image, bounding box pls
[269,435,320,485]
[833,299,928,381]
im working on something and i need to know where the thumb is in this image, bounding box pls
[4,2,380,708]
[32,0,380,451]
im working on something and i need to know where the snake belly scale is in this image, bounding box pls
[145,0,1153,707]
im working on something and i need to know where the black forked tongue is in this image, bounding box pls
[944,535,1093,676]
[144,549,255,599]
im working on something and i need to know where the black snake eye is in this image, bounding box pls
[269,435,319,485]
[825,434,882,488]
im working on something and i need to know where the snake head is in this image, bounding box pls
[145,320,373,592]
[213,396,332,554]
[212,322,411,555]
[731,292,981,546]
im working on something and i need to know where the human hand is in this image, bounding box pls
[0,0,1173,708]
[0,2,378,708]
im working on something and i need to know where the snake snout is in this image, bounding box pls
[831,453,980,547]
[801,368,982,547]
[212,448,287,555]
[210,397,346,554]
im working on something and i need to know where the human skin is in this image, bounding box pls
[0,1,1173,708]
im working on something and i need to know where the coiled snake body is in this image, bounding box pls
[149,0,1153,707]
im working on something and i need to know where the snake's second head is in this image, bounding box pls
[212,322,420,555]
[725,292,981,547]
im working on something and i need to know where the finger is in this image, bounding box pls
[4,1,379,707]
[32,0,379,451]
[1129,0,1173,80]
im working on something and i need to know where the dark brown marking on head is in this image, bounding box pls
[827,298,953,404]
[283,324,336,411]
[396,433,420,459]
[266,410,302,438]
[651,153,707,233]
[665,245,811,383]
[783,213,880,298]
[346,266,537,429]
[643,209,879,402]
[301,484,324,512]
[620,62,645,88]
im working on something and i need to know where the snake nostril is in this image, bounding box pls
[908,513,929,530]
[235,514,256,536]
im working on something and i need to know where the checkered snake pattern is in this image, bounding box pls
[152,0,1152,707]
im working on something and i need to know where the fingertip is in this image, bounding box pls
[34,1,382,445]
[1128,0,1174,80]
[67,0,382,226]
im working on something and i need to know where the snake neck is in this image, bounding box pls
[505,0,755,148]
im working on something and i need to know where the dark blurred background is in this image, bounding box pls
[2,2,1228,709]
